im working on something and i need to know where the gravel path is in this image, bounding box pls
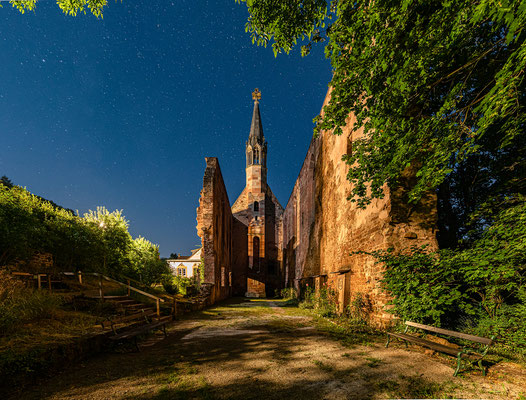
[13,298,526,400]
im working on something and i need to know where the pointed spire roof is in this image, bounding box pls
[248,88,264,143]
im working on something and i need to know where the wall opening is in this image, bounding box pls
[253,236,260,272]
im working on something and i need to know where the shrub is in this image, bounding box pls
[280,287,298,300]
[345,292,371,324]
[162,275,199,297]
[0,270,62,334]
[162,274,178,295]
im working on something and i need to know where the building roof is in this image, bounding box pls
[167,247,202,262]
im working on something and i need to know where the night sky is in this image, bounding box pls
[0,0,332,256]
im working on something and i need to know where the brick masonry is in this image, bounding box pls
[280,88,438,325]
[195,157,234,304]
[197,89,437,320]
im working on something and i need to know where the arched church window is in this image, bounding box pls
[254,201,259,212]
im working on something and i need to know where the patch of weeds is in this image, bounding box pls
[365,356,383,368]
[517,392,526,400]
[313,359,334,373]
[379,375,451,399]
[196,377,215,400]
[376,379,399,392]
[342,352,352,358]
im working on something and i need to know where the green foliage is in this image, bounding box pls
[0,270,62,334]
[0,186,166,286]
[8,0,111,18]
[162,275,199,297]
[126,237,169,286]
[198,258,205,284]
[299,284,337,317]
[470,288,526,350]
[370,197,525,347]
[280,287,298,300]
[368,247,470,326]
[0,176,13,189]
[345,292,371,324]
[238,0,526,208]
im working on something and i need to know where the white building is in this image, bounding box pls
[167,248,202,279]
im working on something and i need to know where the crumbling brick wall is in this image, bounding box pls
[196,157,234,304]
[281,89,438,326]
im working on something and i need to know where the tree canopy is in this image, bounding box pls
[237,0,525,210]
[6,0,109,17]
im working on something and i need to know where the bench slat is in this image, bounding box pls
[109,321,167,340]
[388,332,479,360]
[405,321,493,345]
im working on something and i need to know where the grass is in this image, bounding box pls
[152,362,215,400]
[365,356,383,368]
[376,375,457,399]
[313,359,334,372]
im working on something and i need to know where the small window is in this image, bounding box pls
[254,201,259,212]
[177,267,186,277]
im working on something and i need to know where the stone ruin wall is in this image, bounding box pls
[281,90,438,326]
[196,157,235,305]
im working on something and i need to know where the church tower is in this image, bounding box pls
[231,89,284,297]
[245,88,268,192]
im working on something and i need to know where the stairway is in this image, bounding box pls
[105,296,156,315]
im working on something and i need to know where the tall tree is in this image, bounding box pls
[237,0,525,210]
[0,176,13,189]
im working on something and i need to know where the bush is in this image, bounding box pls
[364,197,526,352]
[161,275,199,297]
[0,270,62,334]
[345,292,371,324]
[162,274,178,295]
[298,284,338,317]
[280,287,298,300]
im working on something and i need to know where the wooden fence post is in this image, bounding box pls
[127,279,131,297]
[37,274,41,290]
[78,271,83,285]
[156,299,160,318]
[47,274,52,291]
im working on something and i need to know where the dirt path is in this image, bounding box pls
[13,298,526,400]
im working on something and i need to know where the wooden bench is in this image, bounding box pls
[109,319,169,351]
[386,321,495,376]
[101,310,171,351]
[100,309,156,334]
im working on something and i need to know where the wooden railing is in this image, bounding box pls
[12,271,166,317]
[63,271,165,316]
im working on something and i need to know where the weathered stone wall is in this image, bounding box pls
[281,89,438,325]
[196,157,234,304]
[232,217,248,296]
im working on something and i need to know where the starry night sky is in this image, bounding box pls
[0,0,332,256]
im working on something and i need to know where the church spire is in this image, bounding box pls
[249,88,264,144]
[246,88,267,169]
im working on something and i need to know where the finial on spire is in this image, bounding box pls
[252,88,261,103]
